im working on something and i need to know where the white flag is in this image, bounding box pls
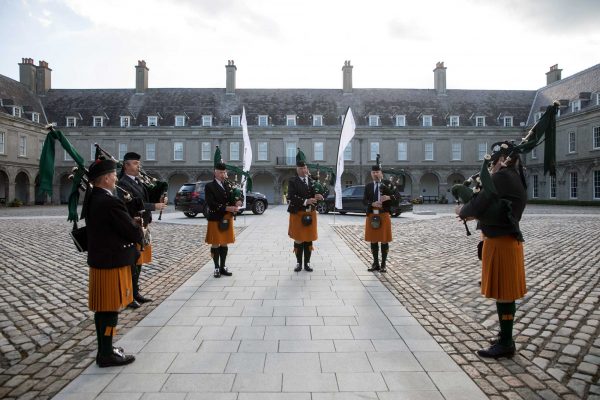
[241,106,252,209]
[335,108,356,210]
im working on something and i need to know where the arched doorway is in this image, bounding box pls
[446,173,465,196]
[340,172,357,188]
[419,173,439,202]
[397,174,413,198]
[15,171,30,204]
[168,173,189,202]
[0,170,8,204]
[196,171,213,182]
[34,174,46,205]
[251,173,276,204]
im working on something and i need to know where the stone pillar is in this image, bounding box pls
[7,182,15,203]
[52,184,61,205]
[28,184,35,205]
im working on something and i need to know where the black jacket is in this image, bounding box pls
[205,179,229,221]
[117,174,155,225]
[459,167,527,239]
[287,176,316,213]
[86,187,143,269]
[363,181,400,214]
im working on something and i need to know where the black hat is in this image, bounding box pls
[296,148,307,167]
[372,154,382,171]
[88,159,117,180]
[123,152,141,161]
[490,141,517,162]
[214,162,227,171]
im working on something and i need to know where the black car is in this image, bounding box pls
[318,185,413,217]
[174,181,268,218]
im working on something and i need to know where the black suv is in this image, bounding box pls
[174,181,268,218]
[319,185,413,217]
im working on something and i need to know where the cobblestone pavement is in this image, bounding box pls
[334,213,600,400]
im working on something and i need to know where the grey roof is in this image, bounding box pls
[0,74,47,122]
[41,87,535,128]
[527,64,600,126]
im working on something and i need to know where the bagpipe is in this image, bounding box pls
[296,148,335,209]
[375,154,405,207]
[213,146,253,207]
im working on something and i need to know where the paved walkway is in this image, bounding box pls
[54,208,487,400]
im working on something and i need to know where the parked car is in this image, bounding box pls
[174,181,268,218]
[318,185,413,217]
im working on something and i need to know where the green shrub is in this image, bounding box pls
[8,198,23,207]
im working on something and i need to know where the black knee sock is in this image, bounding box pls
[370,243,379,266]
[497,302,515,346]
[211,247,219,269]
[303,242,312,266]
[96,312,118,357]
[219,246,228,269]
[294,242,303,264]
[381,243,389,267]
[130,264,139,298]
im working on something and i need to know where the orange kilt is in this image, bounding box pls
[205,212,235,245]
[288,210,318,242]
[136,243,152,265]
[364,211,392,243]
[88,265,133,312]
[481,235,527,301]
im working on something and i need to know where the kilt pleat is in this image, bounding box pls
[364,212,392,243]
[205,212,235,245]
[88,265,133,312]
[288,210,318,242]
[481,235,527,301]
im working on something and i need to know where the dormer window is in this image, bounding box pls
[449,115,459,127]
[148,116,158,127]
[475,116,485,127]
[120,116,131,128]
[286,115,296,127]
[503,116,513,127]
[596,93,600,106]
[31,112,40,123]
[395,115,406,127]
[312,115,323,127]
[571,100,581,113]
[93,116,104,127]
[66,117,77,127]
[12,107,22,118]
[258,115,268,127]
[422,115,432,127]
[368,115,380,127]
[231,115,240,127]
[175,115,186,127]
[202,115,212,127]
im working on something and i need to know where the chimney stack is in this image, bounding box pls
[35,60,52,94]
[19,58,37,92]
[433,61,447,95]
[225,60,237,95]
[546,64,562,85]
[342,60,353,94]
[135,60,149,94]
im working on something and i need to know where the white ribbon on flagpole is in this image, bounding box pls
[241,106,252,209]
[335,108,356,210]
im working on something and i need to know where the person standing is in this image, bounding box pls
[85,159,142,367]
[205,162,242,278]
[117,152,167,308]
[287,156,323,272]
[456,141,528,359]
[363,161,399,273]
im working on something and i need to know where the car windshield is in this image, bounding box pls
[178,184,196,192]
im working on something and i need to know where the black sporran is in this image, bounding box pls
[70,222,88,252]
[218,218,230,231]
[370,215,381,229]
[301,214,313,226]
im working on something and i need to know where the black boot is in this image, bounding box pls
[380,243,389,273]
[134,265,152,303]
[303,242,313,272]
[211,247,220,278]
[127,265,141,309]
[368,243,380,271]
[219,246,232,276]
[294,242,303,272]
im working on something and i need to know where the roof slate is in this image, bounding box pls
[0,75,47,123]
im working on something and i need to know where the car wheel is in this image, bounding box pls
[316,201,328,214]
[252,200,266,215]
[184,212,197,218]
[339,211,347,215]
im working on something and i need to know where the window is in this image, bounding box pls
[258,115,268,127]
[0,132,5,154]
[422,115,432,127]
[32,112,40,123]
[597,93,600,106]
[118,143,127,160]
[314,142,324,161]
[229,142,240,161]
[120,116,130,128]
[532,175,539,198]
[475,116,485,127]
[93,116,103,127]
[449,115,459,127]
[258,142,268,161]
[344,142,352,161]
[286,115,296,127]
[531,147,537,159]
[38,140,43,159]
[231,115,240,127]
[550,174,556,198]
[285,143,296,165]
[570,172,578,199]
[594,126,600,149]
[173,142,184,161]
[478,142,487,161]
[313,115,323,127]
[369,115,380,127]
[148,116,158,127]
[595,171,600,199]
[202,115,212,127]
[395,115,406,127]
[201,142,211,161]
[90,143,96,161]
[370,142,379,161]
[571,100,581,113]
[534,112,543,122]
[175,115,186,127]
[397,142,408,161]
[451,142,462,160]
[146,143,156,161]
[568,132,576,153]
[424,142,434,160]
[64,149,73,161]
[66,117,77,127]
[19,136,27,157]
[503,116,513,127]
[13,107,22,118]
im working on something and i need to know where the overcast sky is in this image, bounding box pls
[1,0,599,91]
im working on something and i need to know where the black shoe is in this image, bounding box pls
[368,263,380,272]
[380,266,387,273]
[96,347,125,362]
[219,267,233,277]
[304,263,313,272]
[294,263,302,272]
[135,295,152,303]
[127,300,141,309]
[214,268,221,278]
[489,332,501,345]
[477,342,515,359]
[96,352,136,368]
